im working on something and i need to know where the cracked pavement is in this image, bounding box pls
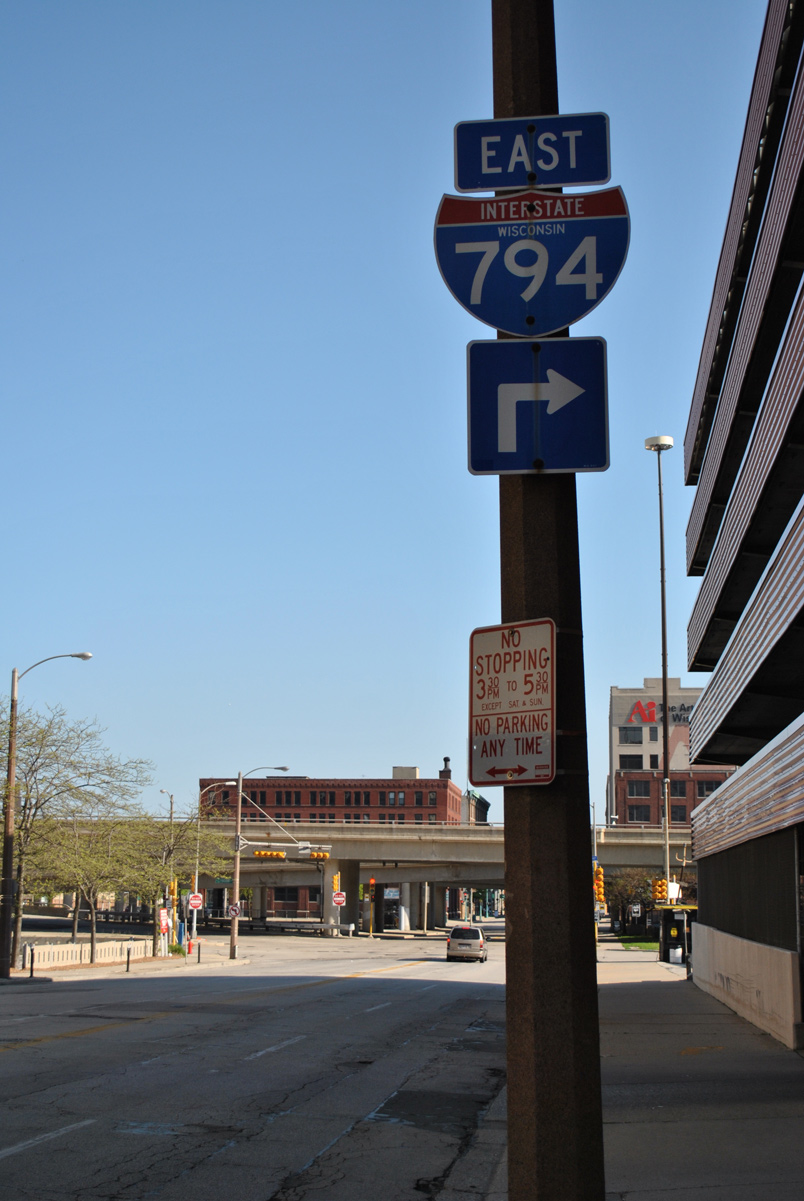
[0,933,506,1200]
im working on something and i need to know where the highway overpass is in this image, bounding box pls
[198,820,693,930]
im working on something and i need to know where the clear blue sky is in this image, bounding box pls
[2,1,768,822]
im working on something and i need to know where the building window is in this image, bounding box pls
[388,792,396,807]
[221,791,230,804]
[362,813,370,822]
[429,792,437,806]
[329,792,336,806]
[649,755,659,769]
[415,792,423,806]
[671,805,687,823]
[628,805,651,823]
[354,792,361,807]
[697,780,720,798]
[379,813,386,823]
[398,792,405,806]
[398,813,405,823]
[328,813,335,822]
[429,813,437,823]
[379,792,386,806]
[310,792,316,806]
[670,781,687,798]
[259,814,266,822]
[649,727,658,742]
[363,793,371,806]
[415,812,423,823]
[619,727,643,744]
[274,887,298,903]
[345,791,352,806]
[627,781,650,798]
[294,792,301,805]
[275,791,283,804]
[344,813,351,823]
[619,755,643,770]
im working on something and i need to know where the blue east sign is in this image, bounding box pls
[454,113,610,192]
[467,337,608,475]
[434,188,630,337]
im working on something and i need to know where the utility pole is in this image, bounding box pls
[492,2,606,1197]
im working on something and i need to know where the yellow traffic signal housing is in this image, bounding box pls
[254,849,286,859]
[309,850,329,860]
[652,877,668,902]
[332,872,341,892]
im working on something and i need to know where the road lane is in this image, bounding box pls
[0,935,506,1200]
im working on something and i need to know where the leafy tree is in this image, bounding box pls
[120,811,230,955]
[32,800,143,962]
[1,701,152,966]
[604,868,654,926]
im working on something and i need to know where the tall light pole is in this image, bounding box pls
[1,651,92,977]
[645,435,674,889]
[230,765,289,960]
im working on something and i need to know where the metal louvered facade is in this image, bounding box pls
[686,0,804,1041]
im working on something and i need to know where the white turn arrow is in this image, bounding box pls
[497,372,586,452]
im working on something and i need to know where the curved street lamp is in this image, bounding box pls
[230,765,289,959]
[1,651,93,977]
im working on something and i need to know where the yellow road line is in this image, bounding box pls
[0,961,429,1053]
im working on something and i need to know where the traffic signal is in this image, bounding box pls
[652,877,667,902]
[309,850,329,860]
[168,879,178,901]
[254,849,286,859]
[332,873,341,892]
[593,865,605,905]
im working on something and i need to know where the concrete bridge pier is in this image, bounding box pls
[339,860,360,932]
[252,885,267,919]
[398,882,411,931]
[321,858,341,935]
[430,885,447,929]
[409,884,422,930]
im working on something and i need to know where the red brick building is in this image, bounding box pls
[199,758,464,827]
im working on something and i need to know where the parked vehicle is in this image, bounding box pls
[446,925,487,962]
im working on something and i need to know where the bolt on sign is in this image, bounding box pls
[469,618,555,786]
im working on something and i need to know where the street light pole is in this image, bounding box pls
[1,651,92,978]
[645,435,674,888]
[229,765,289,960]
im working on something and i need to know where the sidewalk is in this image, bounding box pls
[451,932,804,1199]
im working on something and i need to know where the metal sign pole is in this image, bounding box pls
[492,2,606,1197]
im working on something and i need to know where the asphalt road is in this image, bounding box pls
[0,933,506,1200]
